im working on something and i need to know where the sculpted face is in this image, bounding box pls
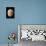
[8,9,13,17]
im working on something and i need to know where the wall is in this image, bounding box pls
[16,0,46,24]
[0,0,18,44]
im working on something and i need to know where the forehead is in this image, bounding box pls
[8,9,13,12]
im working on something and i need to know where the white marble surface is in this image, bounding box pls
[21,25,46,30]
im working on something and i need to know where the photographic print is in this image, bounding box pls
[6,7,15,18]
